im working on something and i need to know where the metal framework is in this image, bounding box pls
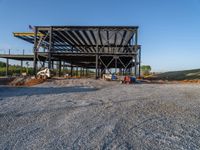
[11,26,141,78]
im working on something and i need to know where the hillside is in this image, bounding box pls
[155,69,200,81]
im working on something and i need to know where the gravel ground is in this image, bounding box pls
[1,78,200,149]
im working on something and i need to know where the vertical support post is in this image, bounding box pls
[48,26,53,69]
[70,64,73,77]
[86,68,88,77]
[135,29,138,47]
[63,61,65,70]
[76,66,78,77]
[134,28,138,78]
[95,55,98,79]
[6,58,8,76]
[6,49,10,76]
[135,56,137,77]
[95,32,99,79]
[139,47,141,78]
[42,48,45,68]
[58,60,61,77]
[115,56,117,74]
[21,49,24,74]
[52,61,54,69]
[83,68,85,76]
[33,27,38,75]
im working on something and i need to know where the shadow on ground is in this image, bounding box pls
[0,86,97,98]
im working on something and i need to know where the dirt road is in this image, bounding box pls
[0,78,200,149]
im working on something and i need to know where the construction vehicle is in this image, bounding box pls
[36,68,51,79]
[103,74,117,81]
[121,76,136,84]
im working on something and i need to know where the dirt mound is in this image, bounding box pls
[24,78,45,86]
[10,76,45,86]
[179,79,200,84]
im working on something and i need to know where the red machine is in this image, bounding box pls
[121,76,136,84]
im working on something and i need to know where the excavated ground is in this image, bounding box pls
[0,78,200,149]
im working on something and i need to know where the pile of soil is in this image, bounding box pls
[179,79,200,84]
[10,76,45,86]
[24,78,45,86]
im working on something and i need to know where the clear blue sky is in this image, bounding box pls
[0,0,200,71]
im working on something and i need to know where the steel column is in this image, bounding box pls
[33,27,38,75]
[52,61,54,69]
[6,49,10,76]
[6,58,8,76]
[59,60,61,77]
[70,64,73,77]
[95,55,98,79]
[75,66,78,76]
[48,27,53,69]
[86,68,88,76]
[21,49,24,74]
[135,29,138,77]
[139,48,141,78]
[135,56,137,77]
[115,56,117,74]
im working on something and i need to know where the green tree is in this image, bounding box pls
[141,65,151,76]
[0,61,6,67]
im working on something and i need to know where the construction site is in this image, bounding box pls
[1,25,200,149]
[0,26,141,81]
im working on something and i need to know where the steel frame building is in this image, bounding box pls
[2,26,141,78]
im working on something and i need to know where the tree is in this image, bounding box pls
[0,61,6,67]
[141,65,151,76]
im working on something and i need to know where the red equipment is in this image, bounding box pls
[121,76,135,84]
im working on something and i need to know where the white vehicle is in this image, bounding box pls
[102,74,117,81]
[37,68,51,79]
[103,74,112,80]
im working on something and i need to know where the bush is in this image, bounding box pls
[0,61,6,67]
[0,61,34,76]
